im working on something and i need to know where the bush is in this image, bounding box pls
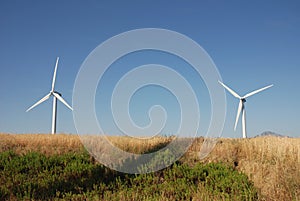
[0,151,258,200]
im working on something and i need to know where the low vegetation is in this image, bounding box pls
[0,150,257,200]
[0,133,299,200]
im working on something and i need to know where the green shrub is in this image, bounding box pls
[0,151,258,200]
[122,162,258,201]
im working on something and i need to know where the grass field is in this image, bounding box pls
[0,133,299,200]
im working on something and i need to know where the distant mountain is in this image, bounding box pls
[255,131,288,138]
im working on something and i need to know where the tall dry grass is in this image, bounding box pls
[0,133,299,200]
[0,133,83,155]
[185,136,300,201]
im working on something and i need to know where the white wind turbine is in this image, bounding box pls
[219,81,273,138]
[26,57,73,134]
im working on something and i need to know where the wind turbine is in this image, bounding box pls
[219,81,273,138]
[26,57,73,134]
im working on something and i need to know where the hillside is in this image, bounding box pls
[0,133,299,200]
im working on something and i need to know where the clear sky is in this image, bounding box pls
[0,1,299,138]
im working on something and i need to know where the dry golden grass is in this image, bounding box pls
[0,133,83,155]
[0,133,299,200]
[185,137,300,201]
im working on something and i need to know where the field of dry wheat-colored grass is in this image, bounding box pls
[0,133,299,201]
[185,137,300,201]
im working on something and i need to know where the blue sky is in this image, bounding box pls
[0,1,299,138]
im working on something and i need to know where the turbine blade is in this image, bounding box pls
[26,93,51,112]
[234,100,243,131]
[51,57,59,92]
[53,92,73,111]
[243,84,273,99]
[218,81,241,99]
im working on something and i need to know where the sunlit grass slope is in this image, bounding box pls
[0,133,299,200]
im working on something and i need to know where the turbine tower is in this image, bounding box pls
[219,81,273,138]
[26,57,73,134]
